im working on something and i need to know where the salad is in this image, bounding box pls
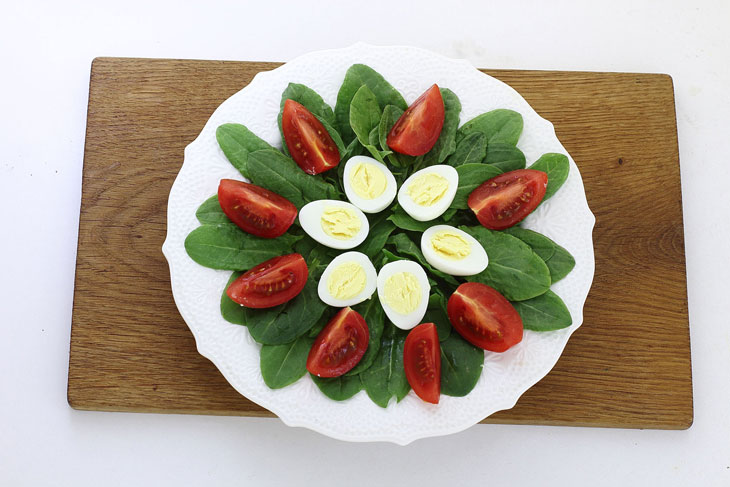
[184,63,575,407]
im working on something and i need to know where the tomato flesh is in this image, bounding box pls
[387,84,445,156]
[307,307,369,378]
[447,283,523,352]
[403,323,441,404]
[282,99,341,175]
[467,169,548,230]
[218,179,297,238]
[226,253,308,308]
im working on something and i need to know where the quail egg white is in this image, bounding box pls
[317,251,378,307]
[397,164,458,221]
[343,155,397,213]
[376,260,430,330]
[299,200,369,249]
[420,225,489,276]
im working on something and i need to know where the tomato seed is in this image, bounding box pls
[233,205,276,231]
[252,271,295,295]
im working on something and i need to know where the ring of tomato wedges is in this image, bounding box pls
[218,85,547,405]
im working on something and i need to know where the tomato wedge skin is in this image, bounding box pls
[387,84,445,156]
[281,99,341,175]
[467,169,548,230]
[218,179,297,238]
[447,283,523,353]
[307,307,370,378]
[403,323,441,404]
[226,253,308,309]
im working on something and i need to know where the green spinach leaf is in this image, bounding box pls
[445,210,479,227]
[311,374,363,401]
[544,245,576,283]
[441,207,458,222]
[293,235,339,279]
[420,88,461,166]
[423,292,452,341]
[342,137,365,160]
[457,109,523,146]
[247,149,338,208]
[243,274,327,345]
[335,138,364,192]
[349,85,391,163]
[380,249,403,265]
[307,308,335,338]
[447,132,487,167]
[196,195,229,225]
[346,297,386,376]
[503,227,556,262]
[387,206,441,232]
[360,324,410,408]
[450,163,503,209]
[260,335,314,389]
[461,226,551,301]
[216,123,274,179]
[355,211,396,259]
[378,105,402,157]
[440,332,484,397]
[503,227,575,283]
[185,224,301,271]
[484,143,526,172]
[529,153,570,201]
[335,64,408,145]
[220,271,245,325]
[368,125,380,147]
[292,233,318,258]
[512,289,572,331]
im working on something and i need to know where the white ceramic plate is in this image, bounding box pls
[162,43,595,445]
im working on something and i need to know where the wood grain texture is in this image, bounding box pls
[68,58,692,429]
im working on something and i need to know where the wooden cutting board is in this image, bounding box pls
[68,57,692,429]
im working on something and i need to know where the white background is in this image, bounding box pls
[1,0,728,485]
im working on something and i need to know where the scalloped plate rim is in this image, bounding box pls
[162,43,596,445]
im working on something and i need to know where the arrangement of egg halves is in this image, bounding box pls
[303,153,488,331]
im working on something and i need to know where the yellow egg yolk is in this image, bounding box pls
[327,261,367,300]
[320,207,361,240]
[383,272,421,314]
[431,231,471,260]
[407,172,449,206]
[351,163,387,200]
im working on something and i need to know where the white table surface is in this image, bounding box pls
[2,1,729,485]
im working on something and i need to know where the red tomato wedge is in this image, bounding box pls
[218,179,297,238]
[447,283,523,353]
[281,99,341,175]
[307,307,369,378]
[226,253,308,308]
[403,323,441,404]
[467,169,547,230]
[387,84,445,156]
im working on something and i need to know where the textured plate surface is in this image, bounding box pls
[162,43,595,444]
